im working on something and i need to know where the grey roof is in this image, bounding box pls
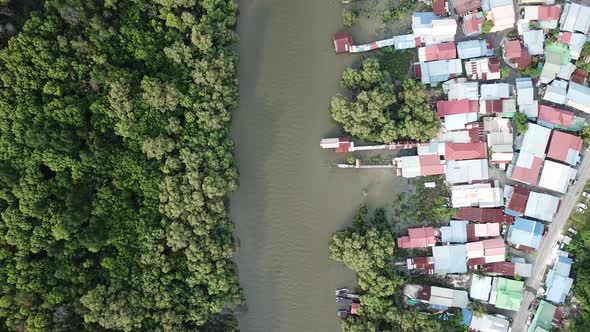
[433,245,468,274]
[445,159,490,184]
[542,81,567,105]
[441,220,468,243]
[524,192,560,222]
[559,3,590,34]
[520,123,551,159]
[480,83,510,100]
[515,77,534,105]
[566,82,590,112]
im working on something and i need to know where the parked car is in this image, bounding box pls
[577,207,586,214]
[573,178,579,185]
[578,203,588,210]
[569,228,578,235]
[583,192,590,199]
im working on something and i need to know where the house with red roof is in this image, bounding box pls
[547,131,582,166]
[504,40,532,68]
[524,5,561,29]
[418,42,457,62]
[444,142,488,160]
[394,155,446,178]
[333,32,353,54]
[505,185,530,217]
[433,0,448,16]
[450,0,481,15]
[397,227,437,249]
[537,105,574,129]
[510,153,543,185]
[436,100,479,117]
[571,69,588,85]
[455,207,515,223]
[462,12,486,36]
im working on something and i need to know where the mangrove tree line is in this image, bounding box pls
[0,0,242,330]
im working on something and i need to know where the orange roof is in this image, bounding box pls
[437,100,479,116]
[444,142,488,160]
[419,155,446,176]
[538,5,560,21]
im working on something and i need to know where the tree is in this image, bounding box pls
[529,20,540,30]
[581,126,590,145]
[513,112,529,134]
[330,205,466,332]
[0,0,243,330]
[501,66,510,79]
[331,58,440,143]
[343,9,359,28]
[482,20,494,34]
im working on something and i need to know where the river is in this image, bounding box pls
[230,0,408,331]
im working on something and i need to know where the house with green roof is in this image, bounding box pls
[528,300,557,332]
[491,277,524,311]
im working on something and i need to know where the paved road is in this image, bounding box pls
[512,149,590,331]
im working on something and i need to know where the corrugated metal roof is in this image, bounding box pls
[445,159,489,184]
[547,130,582,166]
[538,160,576,194]
[455,207,514,223]
[508,217,543,249]
[524,191,560,222]
[433,245,468,274]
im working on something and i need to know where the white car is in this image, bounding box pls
[577,207,586,214]
[583,192,590,198]
[578,203,588,210]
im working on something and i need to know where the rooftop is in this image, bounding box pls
[528,300,557,332]
[418,42,458,62]
[537,105,574,128]
[444,142,487,160]
[546,130,582,166]
[493,277,524,311]
[398,227,437,248]
[457,39,493,59]
[524,191,560,222]
[445,159,489,184]
[508,217,544,250]
[455,207,514,223]
[470,314,510,332]
[566,82,590,114]
[538,160,576,194]
[451,183,503,208]
[437,99,479,116]
[505,185,530,216]
[433,245,468,274]
[559,2,590,34]
[470,275,493,301]
[451,0,481,14]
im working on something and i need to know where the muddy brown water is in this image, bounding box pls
[231,0,409,330]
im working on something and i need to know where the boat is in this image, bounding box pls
[336,297,353,305]
[335,288,349,296]
[337,309,349,318]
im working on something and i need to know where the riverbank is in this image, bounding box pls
[231,0,409,330]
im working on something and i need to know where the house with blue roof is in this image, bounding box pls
[545,255,574,304]
[457,39,494,59]
[507,217,544,250]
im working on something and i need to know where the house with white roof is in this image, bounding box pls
[542,80,568,104]
[443,78,480,100]
[522,29,545,55]
[524,192,560,222]
[451,182,503,208]
[538,160,576,194]
[470,275,493,302]
[566,82,590,114]
[446,159,490,184]
[412,12,458,45]
[480,83,511,100]
[559,2,590,34]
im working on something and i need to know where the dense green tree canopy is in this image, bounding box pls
[0,0,242,330]
[330,58,440,143]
